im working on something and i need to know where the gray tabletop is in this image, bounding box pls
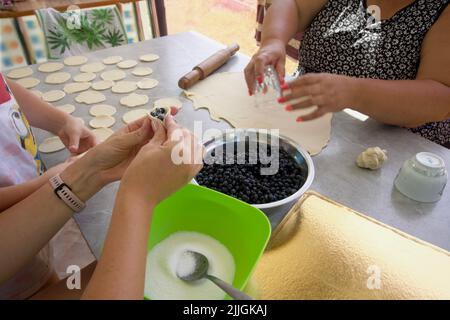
[30,31,449,257]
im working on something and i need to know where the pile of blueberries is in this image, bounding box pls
[150,108,168,121]
[196,144,306,204]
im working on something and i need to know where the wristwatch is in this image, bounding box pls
[49,174,86,213]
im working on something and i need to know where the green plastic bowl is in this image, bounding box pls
[145,183,271,300]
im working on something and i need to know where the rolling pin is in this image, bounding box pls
[178,43,240,90]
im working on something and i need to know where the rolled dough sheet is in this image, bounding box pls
[117,60,138,69]
[64,82,91,94]
[137,78,158,89]
[122,109,149,124]
[185,72,332,156]
[90,104,117,116]
[140,54,159,62]
[42,90,66,102]
[74,72,96,82]
[80,62,105,73]
[56,104,76,114]
[38,62,64,73]
[102,56,123,65]
[90,115,116,128]
[45,72,71,84]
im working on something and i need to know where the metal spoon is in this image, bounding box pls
[176,250,253,300]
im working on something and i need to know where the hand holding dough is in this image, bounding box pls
[356,147,388,170]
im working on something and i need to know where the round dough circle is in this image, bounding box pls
[92,127,114,142]
[89,104,117,116]
[122,109,149,124]
[111,81,137,94]
[101,69,126,81]
[43,90,66,102]
[117,59,138,69]
[38,62,64,73]
[90,115,116,128]
[132,67,153,77]
[80,62,105,73]
[102,56,123,65]
[7,67,33,79]
[92,80,114,91]
[120,93,149,107]
[154,97,183,109]
[56,104,76,114]
[140,54,159,62]
[64,55,88,66]
[137,78,158,89]
[75,90,106,104]
[16,77,40,89]
[39,136,65,153]
[74,72,96,82]
[63,82,91,94]
[45,72,71,84]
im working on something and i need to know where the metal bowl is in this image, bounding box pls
[194,129,315,215]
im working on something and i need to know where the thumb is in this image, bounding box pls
[68,131,80,153]
[149,119,167,145]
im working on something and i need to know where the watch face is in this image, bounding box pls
[10,108,29,139]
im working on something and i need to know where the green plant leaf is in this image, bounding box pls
[102,28,126,47]
[90,8,113,27]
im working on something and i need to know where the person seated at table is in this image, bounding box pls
[245,0,450,147]
[0,76,203,299]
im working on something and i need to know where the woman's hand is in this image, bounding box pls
[279,73,356,121]
[120,115,204,207]
[56,115,97,154]
[244,39,286,94]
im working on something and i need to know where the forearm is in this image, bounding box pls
[352,78,450,127]
[7,79,68,134]
[82,189,154,300]
[0,175,47,212]
[0,158,103,284]
[261,0,300,47]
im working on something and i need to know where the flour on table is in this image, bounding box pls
[45,72,71,84]
[16,77,40,89]
[89,115,116,128]
[38,62,64,73]
[101,70,126,81]
[38,136,65,153]
[120,93,149,107]
[117,60,138,69]
[137,78,158,89]
[112,81,137,94]
[7,67,33,79]
[75,90,106,104]
[63,82,91,94]
[102,56,123,65]
[185,72,332,155]
[42,90,66,102]
[80,62,105,73]
[89,104,117,117]
[74,72,96,82]
[64,55,88,66]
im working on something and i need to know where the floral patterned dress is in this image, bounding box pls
[298,0,449,147]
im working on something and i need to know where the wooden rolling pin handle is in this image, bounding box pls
[178,43,240,90]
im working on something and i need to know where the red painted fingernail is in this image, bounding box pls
[257,75,263,84]
[281,83,289,90]
[277,96,286,103]
[285,105,293,111]
[296,117,303,123]
[248,89,253,96]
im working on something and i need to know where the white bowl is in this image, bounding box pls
[394,152,447,203]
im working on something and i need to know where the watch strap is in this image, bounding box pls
[49,174,86,213]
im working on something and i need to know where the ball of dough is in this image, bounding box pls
[356,147,388,170]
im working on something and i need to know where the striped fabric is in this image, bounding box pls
[255,0,303,60]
